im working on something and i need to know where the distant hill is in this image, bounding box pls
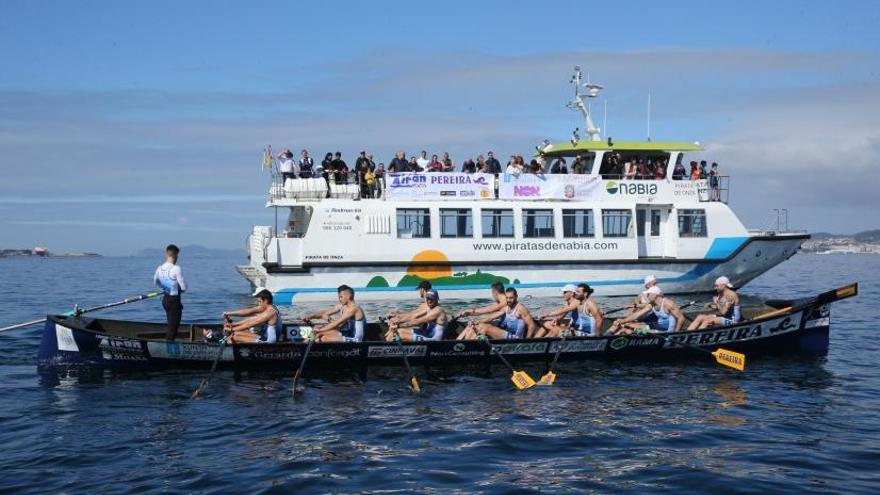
[809,230,880,242]
[136,245,245,258]
[853,230,880,243]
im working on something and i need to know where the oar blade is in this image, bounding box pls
[536,371,556,386]
[712,348,746,372]
[511,370,536,390]
[410,377,422,393]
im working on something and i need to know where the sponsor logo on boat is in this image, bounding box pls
[440,191,457,197]
[429,175,489,186]
[492,342,548,354]
[429,342,484,357]
[662,314,803,348]
[514,185,541,197]
[609,336,660,350]
[389,175,427,188]
[549,339,607,353]
[367,345,427,358]
[147,341,233,361]
[99,336,147,361]
[238,346,362,360]
[605,181,658,196]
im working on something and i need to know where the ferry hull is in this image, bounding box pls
[238,235,805,304]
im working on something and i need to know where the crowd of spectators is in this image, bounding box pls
[274,148,722,199]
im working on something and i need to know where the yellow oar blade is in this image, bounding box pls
[712,348,746,372]
[410,377,421,393]
[536,371,556,386]
[511,371,536,390]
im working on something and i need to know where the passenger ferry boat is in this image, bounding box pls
[238,68,808,304]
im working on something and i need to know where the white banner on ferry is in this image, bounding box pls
[498,173,603,200]
[385,173,494,201]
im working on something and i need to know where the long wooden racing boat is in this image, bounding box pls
[37,284,857,371]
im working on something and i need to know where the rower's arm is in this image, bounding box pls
[518,306,538,332]
[716,297,731,315]
[617,304,651,325]
[590,301,604,333]
[475,308,505,325]
[317,307,355,332]
[669,304,686,332]
[401,308,440,328]
[304,305,340,321]
[231,309,273,332]
[544,303,575,319]
[469,302,505,316]
[225,306,262,318]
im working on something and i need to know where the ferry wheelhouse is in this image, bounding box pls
[238,69,807,304]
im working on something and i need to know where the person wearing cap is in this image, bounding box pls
[609,286,685,335]
[216,288,283,343]
[688,276,742,330]
[387,280,432,324]
[385,289,448,342]
[535,284,582,338]
[303,285,367,342]
[626,275,660,324]
[457,287,538,340]
[153,244,187,341]
[277,149,299,182]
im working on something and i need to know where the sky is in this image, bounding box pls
[1,0,879,255]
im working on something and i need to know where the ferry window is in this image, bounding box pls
[396,208,431,238]
[481,209,514,238]
[440,209,473,238]
[602,209,632,238]
[562,209,594,238]
[678,209,707,237]
[523,209,554,238]
[650,210,661,236]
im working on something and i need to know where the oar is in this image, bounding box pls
[0,291,162,333]
[292,334,315,398]
[537,329,570,386]
[191,335,230,398]
[636,328,745,372]
[479,334,536,390]
[380,317,421,393]
[603,304,633,317]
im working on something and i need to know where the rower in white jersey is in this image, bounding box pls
[220,288,283,343]
[609,286,686,335]
[153,244,186,341]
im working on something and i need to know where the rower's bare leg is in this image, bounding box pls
[317,330,344,342]
[397,328,416,342]
[688,315,709,331]
[479,324,511,340]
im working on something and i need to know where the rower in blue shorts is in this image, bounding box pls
[569,284,605,336]
[458,287,538,340]
[609,286,685,335]
[386,289,447,342]
[303,285,367,342]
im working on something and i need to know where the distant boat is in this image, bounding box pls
[32,246,49,257]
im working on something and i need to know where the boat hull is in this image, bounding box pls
[37,297,833,372]
[240,235,806,303]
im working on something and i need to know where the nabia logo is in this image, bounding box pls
[605,180,658,195]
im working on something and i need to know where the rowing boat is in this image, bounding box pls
[37,284,856,371]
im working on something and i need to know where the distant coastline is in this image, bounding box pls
[802,229,880,255]
[0,249,101,258]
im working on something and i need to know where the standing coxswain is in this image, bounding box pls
[153,244,186,341]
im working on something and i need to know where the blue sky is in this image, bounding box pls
[1,1,879,255]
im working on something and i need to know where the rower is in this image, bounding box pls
[626,275,659,326]
[688,276,742,330]
[570,283,604,337]
[609,286,685,334]
[458,287,538,340]
[218,288,282,343]
[387,280,431,324]
[386,289,447,342]
[535,284,580,338]
[303,285,367,342]
[457,282,507,320]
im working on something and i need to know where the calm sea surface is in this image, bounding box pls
[0,254,877,494]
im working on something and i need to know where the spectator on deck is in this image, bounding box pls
[672,160,686,180]
[637,159,649,180]
[299,149,314,178]
[461,158,477,174]
[416,150,430,170]
[389,151,409,173]
[474,155,487,173]
[689,161,700,181]
[427,154,444,172]
[505,158,524,176]
[331,152,348,182]
[528,160,543,175]
[571,155,586,174]
[536,152,547,171]
[654,159,666,180]
[709,162,720,200]
[699,160,708,180]
[625,160,637,179]
[485,151,501,174]
[320,152,333,180]
[550,157,568,174]
[278,149,298,182]
[355,151,372,174]
[409,156,423,172]
[442,152,454,172]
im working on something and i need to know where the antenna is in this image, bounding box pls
[647,92,652,142]
[567,66,603,141]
